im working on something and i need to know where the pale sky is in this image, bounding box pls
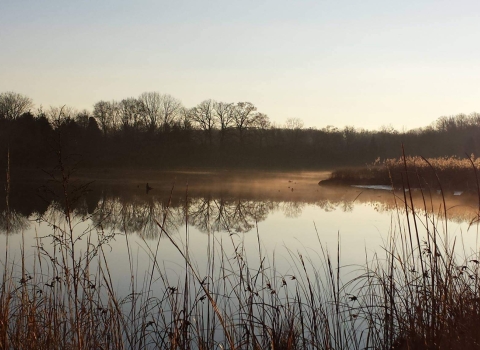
[1,0,480,130]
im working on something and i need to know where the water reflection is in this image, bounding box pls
[90,194,175,239]
[0,210,30,233]
[1,175,480,236]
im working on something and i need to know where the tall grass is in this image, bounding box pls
[1,152,480,349]
[324,155,480,190]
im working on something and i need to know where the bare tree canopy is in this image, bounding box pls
[214,101,234,130]
[178,107,193,130]
[47,105,77,128]
[119,98,144,132]
[137,92,183,132]
[0,92,33,120]
[138,92,162,132]
[285,118,304,130]
[190,100,217,131]
[251,113,270,130]
[75,109,91,129]
[93,101,119,136]
[214,101,234,144]
[190,100,217,145]
[160,94,182,131]
[233,102,257,143]
[233,102,257,130]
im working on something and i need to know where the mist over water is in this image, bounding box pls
[2,171,479,287]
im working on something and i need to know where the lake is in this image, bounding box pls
[2,170,480,348]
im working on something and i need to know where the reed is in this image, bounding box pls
[322,154,480,190]
[1,151,480,349]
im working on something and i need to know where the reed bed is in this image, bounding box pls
[322,154,480,190]
[2,155,480,349]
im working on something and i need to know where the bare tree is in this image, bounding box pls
[75,109,91,129]
[285,117,304,130]
[251,113,270,130]
[93,101,119,137]
[47,105,77,128]
[119,98,143,134]
[93,101,109,137]
[469,112,480,125]
[285,118,304,146]
[0,92,33,120]
[138,92,162,132]
[343,126,356,150]
[178,107,193,130]
[233,102,256,144]
[213,101,234,145]
[159,94,182,132]
[379,124,397,134]
[190,100,217,145]
[251,113,270,148]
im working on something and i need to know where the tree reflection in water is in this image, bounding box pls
[1,192,278,237]
[281,201,305,218]
[175,196,274,234]
[2,183,480,236]
[89,194,181,240]
[0,210,30,234]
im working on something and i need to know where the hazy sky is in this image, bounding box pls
[1,0,479,130]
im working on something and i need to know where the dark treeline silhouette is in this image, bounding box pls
[2,91,480,171]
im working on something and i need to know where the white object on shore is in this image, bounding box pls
[352,185,393,191]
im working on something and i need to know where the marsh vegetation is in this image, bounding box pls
[2,161,480,349]
[321,154,480,192]
[3,91,480,349]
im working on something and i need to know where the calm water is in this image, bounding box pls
[2,170,480,295]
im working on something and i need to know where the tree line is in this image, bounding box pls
[1,90,480,171]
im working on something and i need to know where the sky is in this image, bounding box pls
[1,0,480,131]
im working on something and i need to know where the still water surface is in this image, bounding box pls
[2,170,480,294]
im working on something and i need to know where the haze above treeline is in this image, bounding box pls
[1,91,479,171]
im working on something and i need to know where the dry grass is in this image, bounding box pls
[322,155,480,191]
[2,151,480,349]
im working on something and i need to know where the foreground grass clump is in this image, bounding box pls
[2,158,480,349]
[355,213,480,349]
[321,155,480,190]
